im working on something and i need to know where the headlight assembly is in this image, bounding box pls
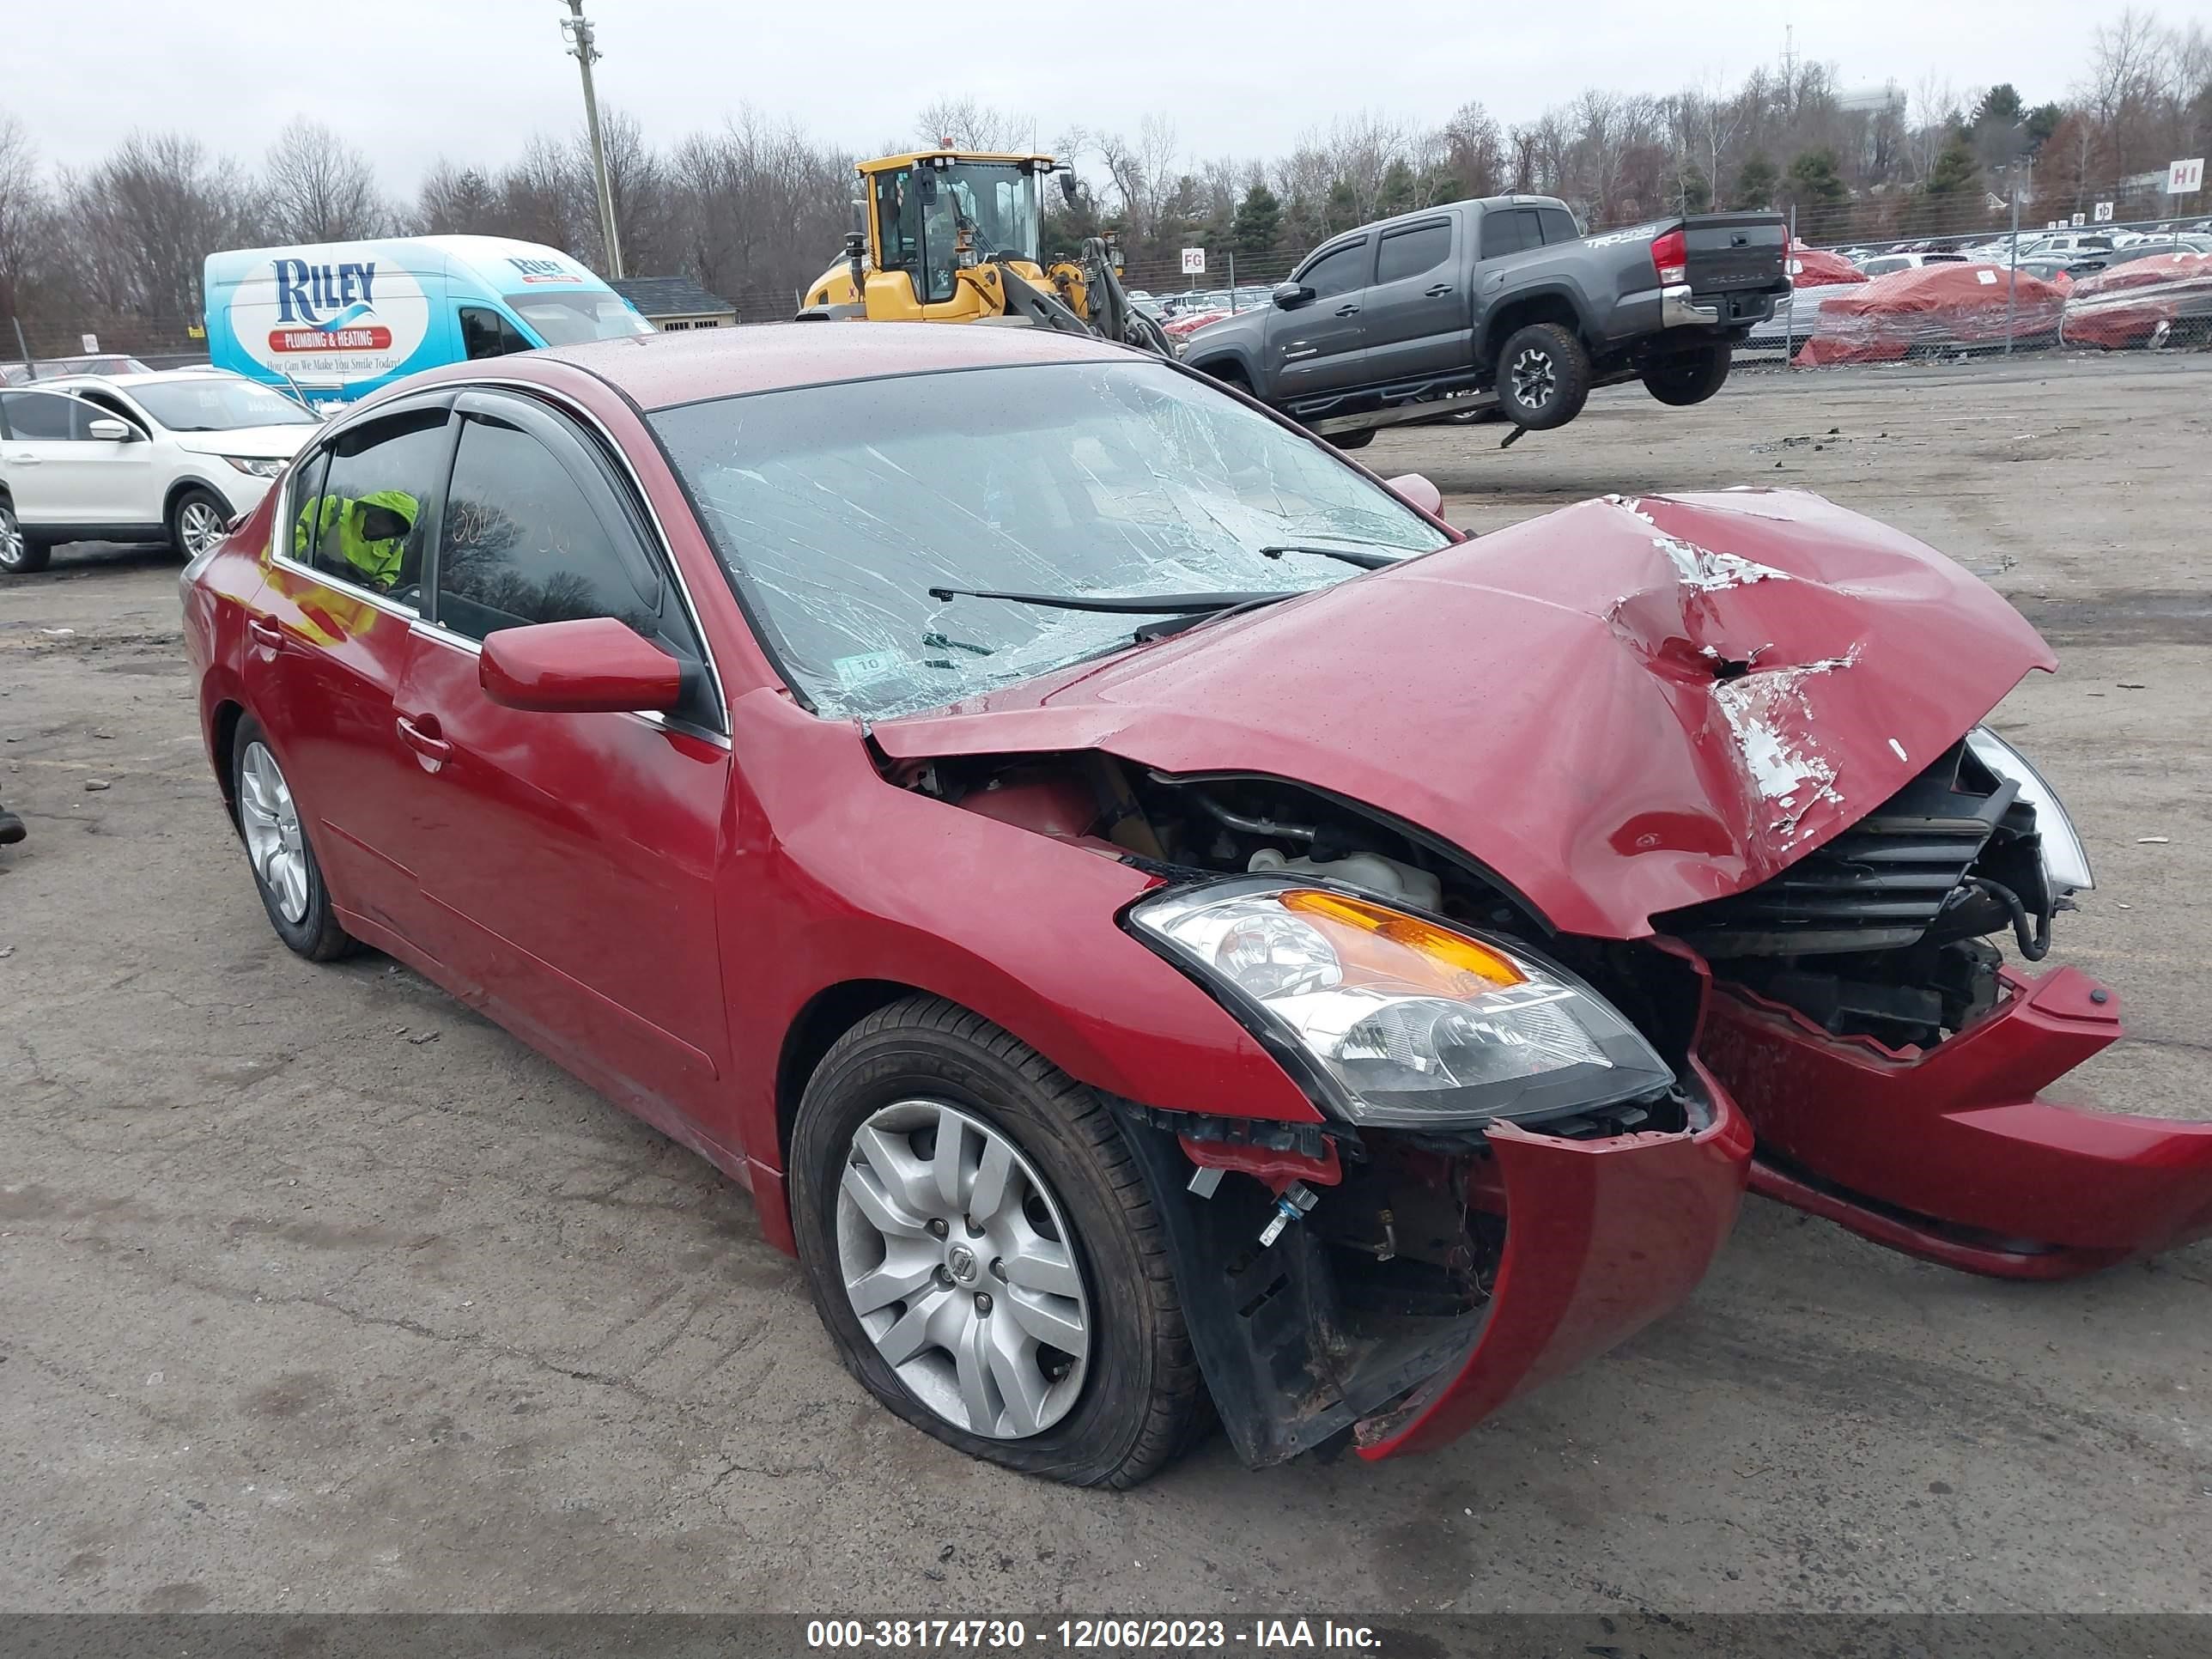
[1126,878,1674,1129]
[1966,727,2094,894]
[222,455,287,478]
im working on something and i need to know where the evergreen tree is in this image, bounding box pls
[1730,155,1778,209]
[1972,83,2024,129]
[1923,131,1980,197]
[1375,159,1419,217]
[1231,183,1282,257]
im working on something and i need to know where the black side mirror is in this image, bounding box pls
[917,170,939,207]
[1273,282,1316,309]
[1058,170,1079,208]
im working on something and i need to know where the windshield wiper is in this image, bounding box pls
[927,586,1297,615]
[1259,543,1407,570]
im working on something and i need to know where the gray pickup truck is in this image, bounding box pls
[1182,195,1789,447]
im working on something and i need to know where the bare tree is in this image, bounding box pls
[1089,116,1183,240]
[1907,74,1960,180]
[416,159,505,235]
[263,118,390,242]
[914,98,1036,153]
[0,113,55,326]
[59,131,263,320]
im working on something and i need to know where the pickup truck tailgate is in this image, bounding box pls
[1684,213,1787,294]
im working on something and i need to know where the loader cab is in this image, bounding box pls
[866,153,1049,307]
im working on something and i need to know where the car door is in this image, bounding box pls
[0,390,140,532]
[1266,236,1373,399]
[246,395,456,950]
[393,387,732,1125]
[68,390,167,525]
[1358,216,1468,385]
[1471,205,1545,333]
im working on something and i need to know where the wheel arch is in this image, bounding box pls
[775,977,925,1164]
[164,475,234,532]
[1188,353,1254,390]
[210,697,249,824]
[1481,289,1589,365]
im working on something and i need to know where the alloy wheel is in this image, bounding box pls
[179,499,227,558]
[0,507,23,570]
[835,1099,1091,1439]
[1510,347,1557,411]
[238,740,309,924]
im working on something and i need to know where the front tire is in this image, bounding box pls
[790,996,1204,1487]
[231,715,356,961]
[168,487,229,562]
[0,501,52,575]
[1496,321,1592,430]
[1642,342,1733,406]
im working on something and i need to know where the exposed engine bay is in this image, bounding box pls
[896,735,2064,1060]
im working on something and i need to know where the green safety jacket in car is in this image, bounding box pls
[293,489,418,590]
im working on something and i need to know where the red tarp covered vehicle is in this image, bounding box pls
[1789,242,1869,286]
[1796,263,2067,365]
[2063,250,2212,348]
[181,326,2212,1486]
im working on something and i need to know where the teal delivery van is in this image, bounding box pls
[203,235,651,404]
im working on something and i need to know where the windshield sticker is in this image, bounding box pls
[833,649,908,689]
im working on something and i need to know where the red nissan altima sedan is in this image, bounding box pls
[181,324,2212,1486]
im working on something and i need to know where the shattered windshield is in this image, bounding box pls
[650,361,1449,720]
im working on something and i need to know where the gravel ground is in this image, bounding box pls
[1,352,2208,1619]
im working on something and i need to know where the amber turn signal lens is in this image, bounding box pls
[1282,889,1524,989]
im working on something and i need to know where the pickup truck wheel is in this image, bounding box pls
[1497,323,1591,430]
[0,501,52,575]
[1642,343,1733,406]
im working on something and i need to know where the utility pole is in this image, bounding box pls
[559,0,624,280]
[2004,154,2027,355]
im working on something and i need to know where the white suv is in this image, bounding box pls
[0,368,319,576]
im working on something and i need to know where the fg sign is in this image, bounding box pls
[1180,247,1206,276]
[2170,157,2205,194]
[2094,201,2114,222]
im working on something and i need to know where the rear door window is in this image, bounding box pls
[1375,221,1452,285]
[1537,207,1582,245]
[1479,208,1541,260]
[295,406,451,601]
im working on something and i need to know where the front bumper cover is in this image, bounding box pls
[1700,964,2212,1277]
[1111,1066,1751,1467]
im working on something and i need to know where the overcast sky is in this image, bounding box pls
[13,0,2150,191]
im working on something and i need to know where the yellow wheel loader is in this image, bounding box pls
[798,149,1175,356]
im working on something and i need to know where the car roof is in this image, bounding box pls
[535,321,1129,413]
[27,368,250,392]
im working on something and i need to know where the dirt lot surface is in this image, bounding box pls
[3,353,2208,1618]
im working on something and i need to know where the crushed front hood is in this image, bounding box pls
[874,490,2053,939]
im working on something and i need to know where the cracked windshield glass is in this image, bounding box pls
[651,360,1450,720]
